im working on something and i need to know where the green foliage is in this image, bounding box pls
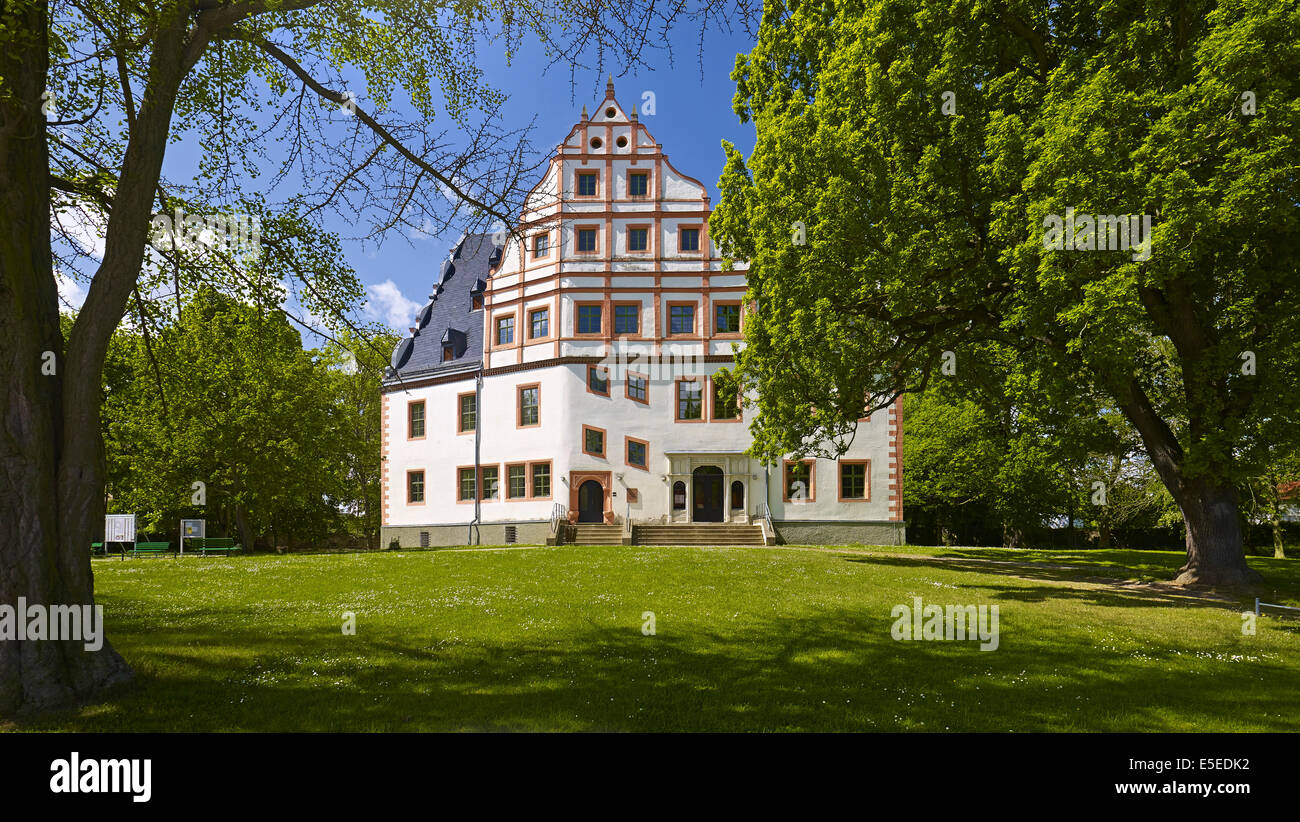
[100,288,392,546]
[712,0,1300,509]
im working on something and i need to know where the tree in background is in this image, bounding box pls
[103,288,386,549]
[712,0,1300,587]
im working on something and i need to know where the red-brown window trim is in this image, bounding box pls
[838,459,871,502]
[625,370,650,405]
[455,465,477,503]
[574,169,601,199]
[574,300,605,336]
[625,435,650,471]
[625,223,652,255]
[531,232,552,259]
[674,377,705,423]
[505,461,529,501]
[527,305,553,342]
[677,224,704,255]
[456,391,476,436]
[711,299,743,338]
[407,469,426,505]
[517,382,541,428]
[529,461,554,500]
[782,459,817,503]
[586,365,610,397]
[611,300,645,338]
[407,399,426,440]
[581,424,607,458]
[492,309,519,349]
[573,224,601,254]
[666,300,699,338]
[627,170,651,199]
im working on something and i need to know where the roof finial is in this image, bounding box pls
[581,103,588,121]
[606,73,615,96]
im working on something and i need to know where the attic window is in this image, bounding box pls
[471,295,483,310]
[590,137,603,149]
[616,136,628,148]
[605,107,616,118]
[442,344,454,362]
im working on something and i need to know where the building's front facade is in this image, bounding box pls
[380,81,904,547]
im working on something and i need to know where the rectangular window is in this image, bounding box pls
[577,172,598,197]
[626,372,648,404]
[518,384,540,427]
[680,227,700,252]
[408,401,425,439]
[840,461,868,501]
[481,465,499,500]
[577,228,597,252]
[629,172,648,197]
[784,460,815,502]
[588,366,609,396]
[670,304,695,335]
[714,302,741,334]
[458,467,476,501]
[712,378,740,420]
[583,425,606,458]
[626,437,648,469]
[628,227,648,252]
[614,303,639,335]
[471,295,483,311]
[496,315,515,345]
[507,464,527,499]
[529,307,550,339]
[442,344,454,362]
[458,392,476,434]
[533,234,549,257]
[676,379,703,421]
[531,462,552,498]
[577,304,603,334]
[408,470,425,503]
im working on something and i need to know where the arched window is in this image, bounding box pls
[730,481,745,509]
[672,481,687,510]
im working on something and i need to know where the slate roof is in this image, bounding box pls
[383,232,502,385]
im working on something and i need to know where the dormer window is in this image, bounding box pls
[471,295,483,311]
[442,344,454,362]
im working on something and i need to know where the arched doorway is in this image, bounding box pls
[578,480,605,522]
[692,466,724,522]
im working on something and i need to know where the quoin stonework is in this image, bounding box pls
[379,79,903,548]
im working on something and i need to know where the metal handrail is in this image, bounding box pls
[550,503,567,533]
[756,502,774,540]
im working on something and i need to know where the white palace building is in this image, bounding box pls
[380,80,904,547]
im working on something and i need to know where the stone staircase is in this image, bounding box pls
[632,523,770,546]
[563,523,629,545]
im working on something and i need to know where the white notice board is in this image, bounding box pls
[105,514,136,543]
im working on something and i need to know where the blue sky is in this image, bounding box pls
[348,26,758,332]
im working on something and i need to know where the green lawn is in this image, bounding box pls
[10,544,1299,732]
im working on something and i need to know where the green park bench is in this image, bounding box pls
[190,537,243,556]
[131,541,173,558]
[90,542,105,555]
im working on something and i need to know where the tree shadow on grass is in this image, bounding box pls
[839,554,1254,612]
[14,603,1297,733]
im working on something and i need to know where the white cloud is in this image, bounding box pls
[407,217,437,241]
[54,270,88,312]
[365,279,420,330]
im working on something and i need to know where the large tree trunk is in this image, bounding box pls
[0,0,132,715]
[1119,381,1260,589]
[1173,478,1256,587]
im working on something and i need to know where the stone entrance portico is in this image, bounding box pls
[662,451,756,524]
